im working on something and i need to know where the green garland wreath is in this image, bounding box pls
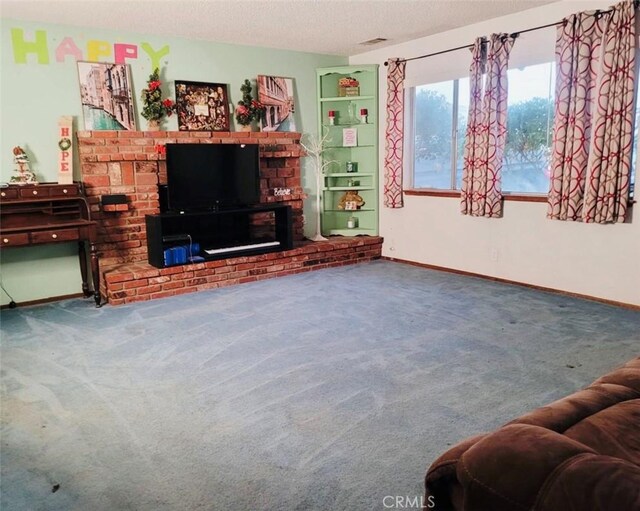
[58,138,72,151]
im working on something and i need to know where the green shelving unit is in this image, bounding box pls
[316,65,379,237]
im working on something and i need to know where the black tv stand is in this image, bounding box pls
[146,203,293,268]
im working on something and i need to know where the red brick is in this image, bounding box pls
[129,295,151,302]
[185,277,208,287]
[102,204,129,212]
[163,281,185,290]
[81,138,106,146]
[124,279,148,289]
[84,174,110,187]
[132,138,153,146]
[138,284,162,295]
[150,291,177,300]
[149,276,171,284]
[133,269,159,279]
[136,173,158,186]
[118,240,141,249]
[95,146,121,154]
[82,162,109,175]
[145,131,167,138]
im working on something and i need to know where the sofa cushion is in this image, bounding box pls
[535,453,640,511]
[563,399,640,464]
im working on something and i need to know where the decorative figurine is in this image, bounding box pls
[11,146,38,185]
[338,189,365,210]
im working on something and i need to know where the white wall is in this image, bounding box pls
[350,0,640,306]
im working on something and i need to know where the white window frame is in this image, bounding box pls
[405,79,464,192]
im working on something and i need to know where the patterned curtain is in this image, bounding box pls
[548,0,636,223]
[460,34,514,218]
[383,58,406,208]
[583,1,636,223]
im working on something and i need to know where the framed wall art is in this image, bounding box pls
[77,61,136,130]
[257,75,296,132]
[175,80,230,131]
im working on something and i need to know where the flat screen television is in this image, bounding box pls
[166,143,260,211]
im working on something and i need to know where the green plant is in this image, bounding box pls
[140,68,175,122]
[235,79,265,126]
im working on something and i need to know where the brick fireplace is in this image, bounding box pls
[78,130,382,305]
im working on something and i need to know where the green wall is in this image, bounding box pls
[0,19,345,305]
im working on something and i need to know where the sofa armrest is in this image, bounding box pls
[425,434,487,511]
[453,424,595,511]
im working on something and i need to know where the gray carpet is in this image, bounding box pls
[1,260,639,511]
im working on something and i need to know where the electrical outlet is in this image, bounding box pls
[491,248,499,262]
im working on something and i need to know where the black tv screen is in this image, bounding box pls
[166,143,260,211]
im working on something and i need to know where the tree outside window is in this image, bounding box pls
[412,62,555,194]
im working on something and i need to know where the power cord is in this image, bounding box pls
[0,273,17,308]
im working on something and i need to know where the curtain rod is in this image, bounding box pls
[382,2,631,67]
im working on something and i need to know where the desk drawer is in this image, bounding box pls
[31,228,79,244]
[1,233,30,246]
[19,187,50,199]
[50,185,78,198]
[0,188,18,200]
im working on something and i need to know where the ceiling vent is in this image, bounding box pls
[359,38,388,46]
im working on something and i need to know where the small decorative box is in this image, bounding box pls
[338,77,360,97]
[339,86,360,97]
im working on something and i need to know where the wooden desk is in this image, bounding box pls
[0,183,101,306]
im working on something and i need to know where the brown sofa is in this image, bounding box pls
[424,357,640,511]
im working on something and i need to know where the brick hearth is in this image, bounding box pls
[78,130,382,305]
[102,237,383,305]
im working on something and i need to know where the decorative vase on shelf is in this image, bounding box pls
[147,119,160,131]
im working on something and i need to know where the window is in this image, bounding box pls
[410,62,555,195]
[412,78,467,189]
[503,63,555,193]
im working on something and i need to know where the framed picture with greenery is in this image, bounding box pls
[175,80,230,131]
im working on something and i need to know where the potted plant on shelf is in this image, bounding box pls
[235,79,265,132]
[140,68,175,130]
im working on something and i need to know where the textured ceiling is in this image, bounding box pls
[1,0,557,56]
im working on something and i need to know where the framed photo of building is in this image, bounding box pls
[257,75,296,132]
[77,61,136,130]
[174,81,230,131]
